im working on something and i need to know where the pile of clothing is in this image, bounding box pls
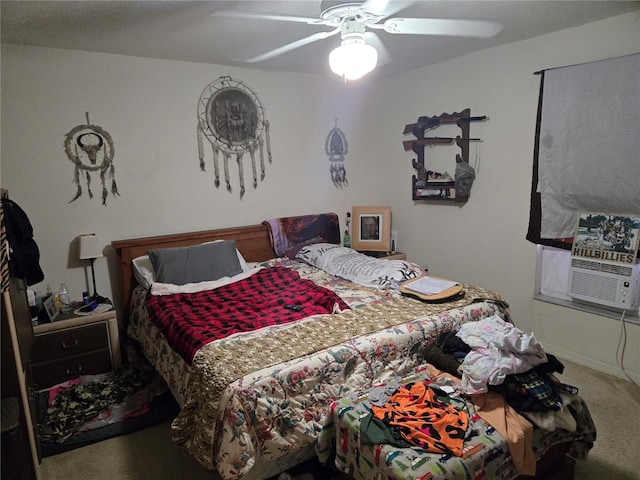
[364,314,586,476]
[422,314,579,427]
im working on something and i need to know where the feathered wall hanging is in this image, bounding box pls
[64,113,119,205]
[326,119,348,188]
[197,76,272,198]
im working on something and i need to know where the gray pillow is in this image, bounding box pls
[148,240,242,285]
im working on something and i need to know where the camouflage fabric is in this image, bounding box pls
[39,364,157,444]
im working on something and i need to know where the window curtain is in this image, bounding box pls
[527,54,640,248]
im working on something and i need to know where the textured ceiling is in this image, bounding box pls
[2,1,638,78]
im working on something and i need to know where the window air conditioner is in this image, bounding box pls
[568,258,640,312]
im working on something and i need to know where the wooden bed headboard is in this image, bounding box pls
[111,224,276,318]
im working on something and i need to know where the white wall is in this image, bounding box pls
[369,12,639,381]
[2,11,638,381]
[1,47,377,310]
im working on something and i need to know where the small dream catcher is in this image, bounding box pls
[64,113,119,205]
[197,76,272,198]
[326,119,348,188]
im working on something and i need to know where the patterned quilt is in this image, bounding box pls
[127,258,510,480]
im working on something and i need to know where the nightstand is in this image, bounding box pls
[360,251,407,261]
[31,309,121,390]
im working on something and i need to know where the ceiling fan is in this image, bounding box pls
[212,0,503,80]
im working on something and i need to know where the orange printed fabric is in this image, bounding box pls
[371,381,469,456]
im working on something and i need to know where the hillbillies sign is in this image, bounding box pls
[571,213,640,265]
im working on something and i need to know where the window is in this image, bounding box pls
[527,54,640,318]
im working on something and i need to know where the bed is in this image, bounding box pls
[111,214,594,480]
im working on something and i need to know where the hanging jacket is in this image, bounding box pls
[1,198,44,285]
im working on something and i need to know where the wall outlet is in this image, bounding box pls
[424,261,431,273]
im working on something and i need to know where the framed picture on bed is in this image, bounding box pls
[351,205,392,252]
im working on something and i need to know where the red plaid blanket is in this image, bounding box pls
[145,265,350,363]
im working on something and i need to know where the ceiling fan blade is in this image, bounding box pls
[240,28,341,63]
[361,0,416,18]
[383,18,503,37]
[211,10,322,25]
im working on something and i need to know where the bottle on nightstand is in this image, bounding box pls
[58,283,72,314]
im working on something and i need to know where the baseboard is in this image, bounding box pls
[546,347,640,385]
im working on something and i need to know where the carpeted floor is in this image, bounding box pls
[40,358,640,480]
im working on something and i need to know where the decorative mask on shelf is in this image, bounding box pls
[64,113,119,205]
[197,76,272,198]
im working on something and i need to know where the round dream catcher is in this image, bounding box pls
[197,76,272,198]
[64,113,119,205]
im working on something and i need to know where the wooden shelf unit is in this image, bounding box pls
[403,109,486,203]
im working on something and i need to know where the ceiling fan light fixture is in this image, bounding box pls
[329,36,378,80]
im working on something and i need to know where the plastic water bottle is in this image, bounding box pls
[59,283,72,313]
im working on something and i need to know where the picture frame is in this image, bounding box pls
[351,206,392,252]
[43,294,60,322]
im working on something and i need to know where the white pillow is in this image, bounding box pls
[132,255,156,289]
[132,240,251,289]
[295,243,423,290]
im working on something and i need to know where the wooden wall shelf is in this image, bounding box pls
[403,109,486,203]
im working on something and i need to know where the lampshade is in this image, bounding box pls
[329,37,378,80]
[78,234,103,260]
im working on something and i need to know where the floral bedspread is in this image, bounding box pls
[127,259,510,480]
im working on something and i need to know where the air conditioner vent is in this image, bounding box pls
[570,271,618,302]
[568,259,640,311]
[570,258,632,277]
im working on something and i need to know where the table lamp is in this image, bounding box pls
[78,233,107,303]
